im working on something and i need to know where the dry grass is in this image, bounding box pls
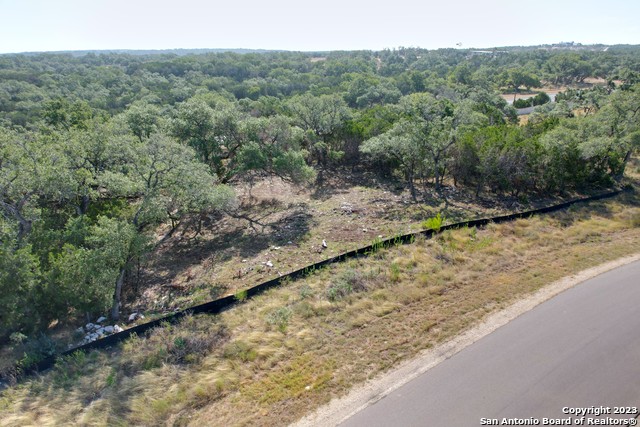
[136,169,600,316]
[3,169,565,368]
[2,184,639,426]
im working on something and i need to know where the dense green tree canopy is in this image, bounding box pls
[0,44,639,342]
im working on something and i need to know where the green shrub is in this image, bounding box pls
[299,284,314,299]
[52,350,88,388]
[266,307,292,333]
[17,333,59,372]
[235,289,248,302]
[327,282,352,302]
[366,237,385,255]
[389,263,401,283]
[9,332,27,346]
[422,213,446,232]
[105,368,117,387]
[326,268,367,301]
[120,314,228,373]
[513,92,550,108]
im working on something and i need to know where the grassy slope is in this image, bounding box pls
[2,189,639,426]
[0,171,541,371]
[0,169,607,370]
[134,171,580,315]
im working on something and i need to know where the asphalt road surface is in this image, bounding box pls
[340,260,640,427]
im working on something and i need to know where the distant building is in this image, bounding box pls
[468,50,508,58]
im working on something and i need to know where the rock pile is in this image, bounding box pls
[77,317,124,345]
[128,312,145,322]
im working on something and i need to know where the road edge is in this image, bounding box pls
[292,252,640,427]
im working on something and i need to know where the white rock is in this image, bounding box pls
[114,325,124,333]
[266,261,273,267]
[96,327,105,336]
[96,316,107,324]
[104,326,114,334]
[128,313,139,322]
[322,239,328,248]
[85,323,95,331]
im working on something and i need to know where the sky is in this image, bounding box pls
[1,0,639,54]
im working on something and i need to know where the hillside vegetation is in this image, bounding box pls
[1,45,640,385]
[1,178,639,426]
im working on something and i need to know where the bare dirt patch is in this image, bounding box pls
[500,87,565,104]
[130,169,590,318]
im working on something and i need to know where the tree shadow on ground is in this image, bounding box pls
[310,166,405,201]
[545,190,634,228]
[137,207,313,291]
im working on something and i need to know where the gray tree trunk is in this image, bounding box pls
[407,170,417,201]
[111,267,126,321]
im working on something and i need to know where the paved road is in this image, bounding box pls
[341,261,640,427]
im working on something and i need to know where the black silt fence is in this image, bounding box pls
[8,189,626,380]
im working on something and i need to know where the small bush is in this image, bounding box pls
[120,314,228,373]
[16,333,59,372]
[266,307,292,333]
[470,227,477,240]
[327,282,352,302]
[9,332,27,346]
[366,237,385,255]
[105,368,117,387]
[422,213,446,232]
[52,350,88,388]
[235,289,248,302]
[513,92,550,108]
[299,284,314,299]
[341,268,368,292]
[326,268,368,302]
[389,263,401,283]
